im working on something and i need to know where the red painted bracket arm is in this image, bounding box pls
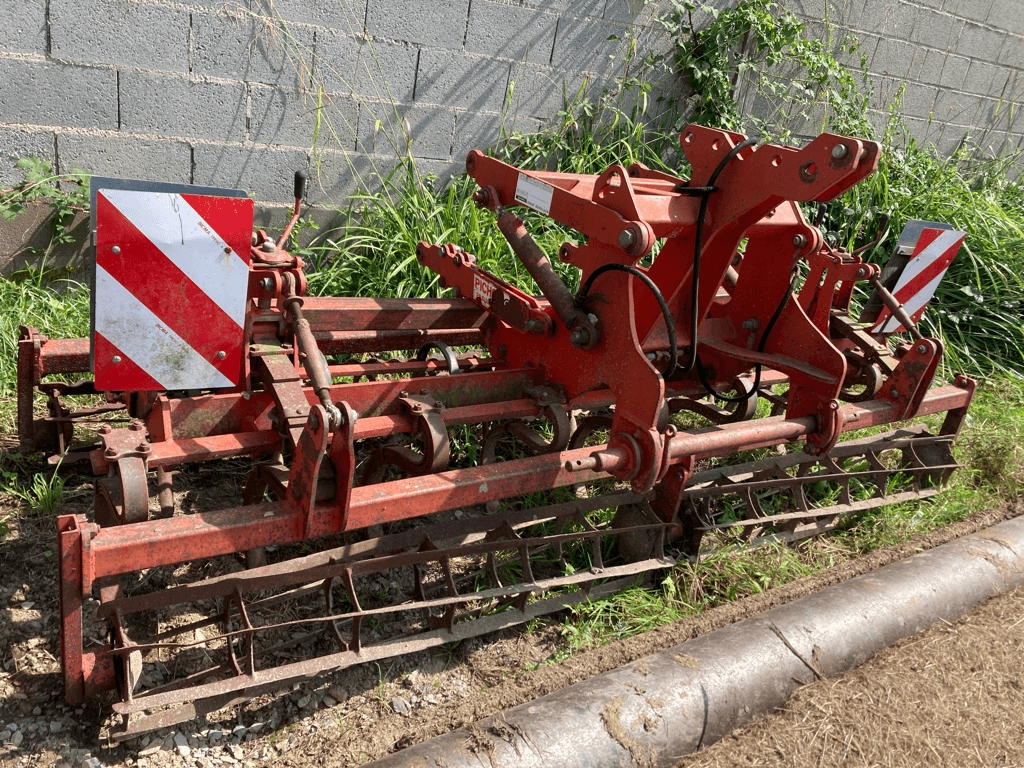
[415,242,553,336]
[465,151,655,259]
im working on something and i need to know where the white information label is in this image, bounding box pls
[514,172,554,216]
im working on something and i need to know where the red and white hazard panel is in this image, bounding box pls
[93,189,254,391]
[871,224,966,335]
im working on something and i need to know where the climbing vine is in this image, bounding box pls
[654,0,873,140]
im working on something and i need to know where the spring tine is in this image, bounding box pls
[226,588,257,677]
[340,568,362,653]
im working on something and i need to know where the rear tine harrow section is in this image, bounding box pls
[19,124,976,736]
[683,426,959,549]
[100,492,670,739]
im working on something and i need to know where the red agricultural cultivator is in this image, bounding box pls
[17,125,973,738]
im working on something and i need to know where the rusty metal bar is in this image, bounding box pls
[75,383,971,583]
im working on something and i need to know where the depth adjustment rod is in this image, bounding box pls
[280,271,343,429]
[473,186,600,350]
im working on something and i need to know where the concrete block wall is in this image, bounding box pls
[0,0,652,206]
[784,0,1024,157]
[1,0,1021,213]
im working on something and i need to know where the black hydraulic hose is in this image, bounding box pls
[696,266,799,403]
[682,136,760,373]
[577,263,678,379]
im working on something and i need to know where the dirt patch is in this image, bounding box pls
[0,492,1019,767]
[678,583,1024,768]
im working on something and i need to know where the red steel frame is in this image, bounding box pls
[16,124,976,708]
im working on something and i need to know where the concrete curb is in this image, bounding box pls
[367,514,1024,767]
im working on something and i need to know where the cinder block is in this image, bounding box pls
[1,0,46,54]
[551,17,629,73]
[248,20,315,87]
[912,47,947,85]
[56,133,192,183]
[356,102,455,160]
[963,60,1008,98]
[351,40,419,102]
[932,89,984,126]
[902,115,932,141]
[250,0,368,33]
[0,129,55,187]
[908,9,961,48]
[306,149,398,202]
[192,9,257,80]
[935,122,971,156]
[120,72,246,142]
[451,110,543,162]
[312,29,362,94]
[870,37,920,79]
[996,33,1024,69]
[507,63,587,118]
[975,96,1010,131]
[411,159,466,190]
[0,60,118,129]
[465,2,557,64]
[50,0,189,72]
[315,32,420,104]
[193,143,308,202]
[844,0,908,35]
[415,50,511,112]
[938,53,970,89]
[366,0,471,50]
[250,84,359,149]
[900,82,938,119]
[987,0,1024,35]
[604,0,655,24]
[956,22,1008,62]
[947,0,994,24]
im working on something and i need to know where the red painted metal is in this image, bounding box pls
[16,124,976,726]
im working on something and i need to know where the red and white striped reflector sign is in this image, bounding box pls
[871,225,966,335]
[93,189,254,391]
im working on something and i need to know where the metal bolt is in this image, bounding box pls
[216,350,226,359]
[831,143,849,160]
[137,444,149,452]
[741,317,760,330]
[111,355,122,364]
[261,242,276,253]
[792,234,808,248]
[224,246,232,254]
[569,327,588,347]
[111,245,121,254]
[259,277,274,291]
[856,267,867,277]
[618,227,637,249]
[399,390,409,398]
[420,389,429,395]
[890,388,900,398]
[104,448,117,459]
[98,424,112,435]
[524,319,541,333]
[308,411,319,430]
[916,344,928,354]
[129,420,143,432]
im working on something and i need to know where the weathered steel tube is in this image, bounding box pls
[494,205,598,346]
[366,513,1024,768]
